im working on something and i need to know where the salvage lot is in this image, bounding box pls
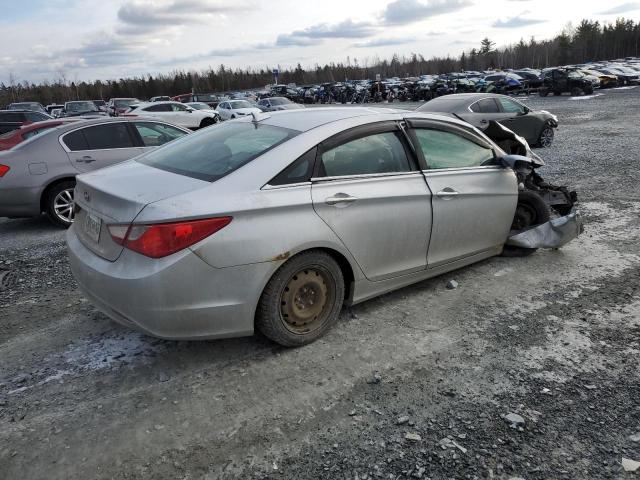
[1,88,640,479]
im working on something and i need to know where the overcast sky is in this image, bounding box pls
[1,0,639,84]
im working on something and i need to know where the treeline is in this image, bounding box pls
[1,17,639,106]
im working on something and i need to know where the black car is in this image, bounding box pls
[539,69,594,97]
[416,93,559,148]
[511,70,544,90]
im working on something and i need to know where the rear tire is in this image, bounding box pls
[538,87,549,97]
[45,180,76,228]
[256,251,345,347]
[502,190,550,257]
[571,86,582,97]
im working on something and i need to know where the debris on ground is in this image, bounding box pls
[404,433,422,442]
[503,413,526,429]
[622,458,640,472]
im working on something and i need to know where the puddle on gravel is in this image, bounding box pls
[6,332,169,395]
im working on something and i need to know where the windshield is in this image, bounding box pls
[230,100,253,109]
[137,122,299,182]
[115,99,138,107]
[66,101,98,112]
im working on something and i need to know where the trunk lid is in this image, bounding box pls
[73,160,210,261]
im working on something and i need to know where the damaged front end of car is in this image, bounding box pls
[483,121,583,251]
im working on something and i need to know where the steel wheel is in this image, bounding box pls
[539,127,554,147]
[53,188,75,224]
[280,268,332,334]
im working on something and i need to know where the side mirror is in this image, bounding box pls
[186,107,194,112]
[521,106,529,115]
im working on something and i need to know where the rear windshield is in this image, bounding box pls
[137,122,299,182]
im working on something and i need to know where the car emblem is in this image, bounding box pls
[83,191,91,202]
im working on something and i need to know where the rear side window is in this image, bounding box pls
[320,132,412,177]
[144,104,171,112]
[138,122,298,182]
[270,148,316,185]
[414,129,494,169]
[63,129,89,151]
[22,127,53,140]
[82,123,134,150]
[476,98,500,113]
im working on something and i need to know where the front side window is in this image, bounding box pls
[498,98,525,114]
[320,131,412,177]
[171,103,188,112]
[414,129,494,169]
[138,122,298,182]
[134,122,187,147]
[25,112,49,122]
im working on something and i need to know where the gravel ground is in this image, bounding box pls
[1,88,639,480]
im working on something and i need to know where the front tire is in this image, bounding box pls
[45,180,76,228]
[256,251,345,347]
[502,190,550,257]
[537,125,554,148]
[199,117,215,129]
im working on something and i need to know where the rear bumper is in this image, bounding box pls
[67,226,277,340]
[0,186,41,218]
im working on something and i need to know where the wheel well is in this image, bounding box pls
[313,247,355,303]
[40,177,76,213]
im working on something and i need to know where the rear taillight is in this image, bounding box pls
[108,217,232,258]
[0,165,9,177]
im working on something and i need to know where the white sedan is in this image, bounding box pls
[125,101,219,129]
[216,99,262,121]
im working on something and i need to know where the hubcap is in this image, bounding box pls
[280,268,331,333]
[540,128,554,147]
[53,188,75,224]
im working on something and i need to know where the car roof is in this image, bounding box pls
[258,106,464,132]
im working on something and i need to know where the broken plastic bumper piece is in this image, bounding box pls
[506,210,584,249]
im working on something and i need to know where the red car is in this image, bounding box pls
[0,119,78,151]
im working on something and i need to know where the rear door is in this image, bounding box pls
[407,120,517,267]
[311,122,432,281]
[62,122,142,172]
[460,97,505,129]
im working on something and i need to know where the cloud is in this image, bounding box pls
[275,19,375,47]
[598,2,640,14]
[117,0,253,32]
[353,37,414,48]
[493,11,545,28]
[381,0,472,25]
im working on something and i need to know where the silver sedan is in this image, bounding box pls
[67,108,577,346]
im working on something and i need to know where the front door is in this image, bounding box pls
[408,122,517,267]
[311,125,432,281]
[494,97,541,144]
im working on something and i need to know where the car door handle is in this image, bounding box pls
[325,193,358,206]
[435,188,459,199]
[76,156,95,163]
